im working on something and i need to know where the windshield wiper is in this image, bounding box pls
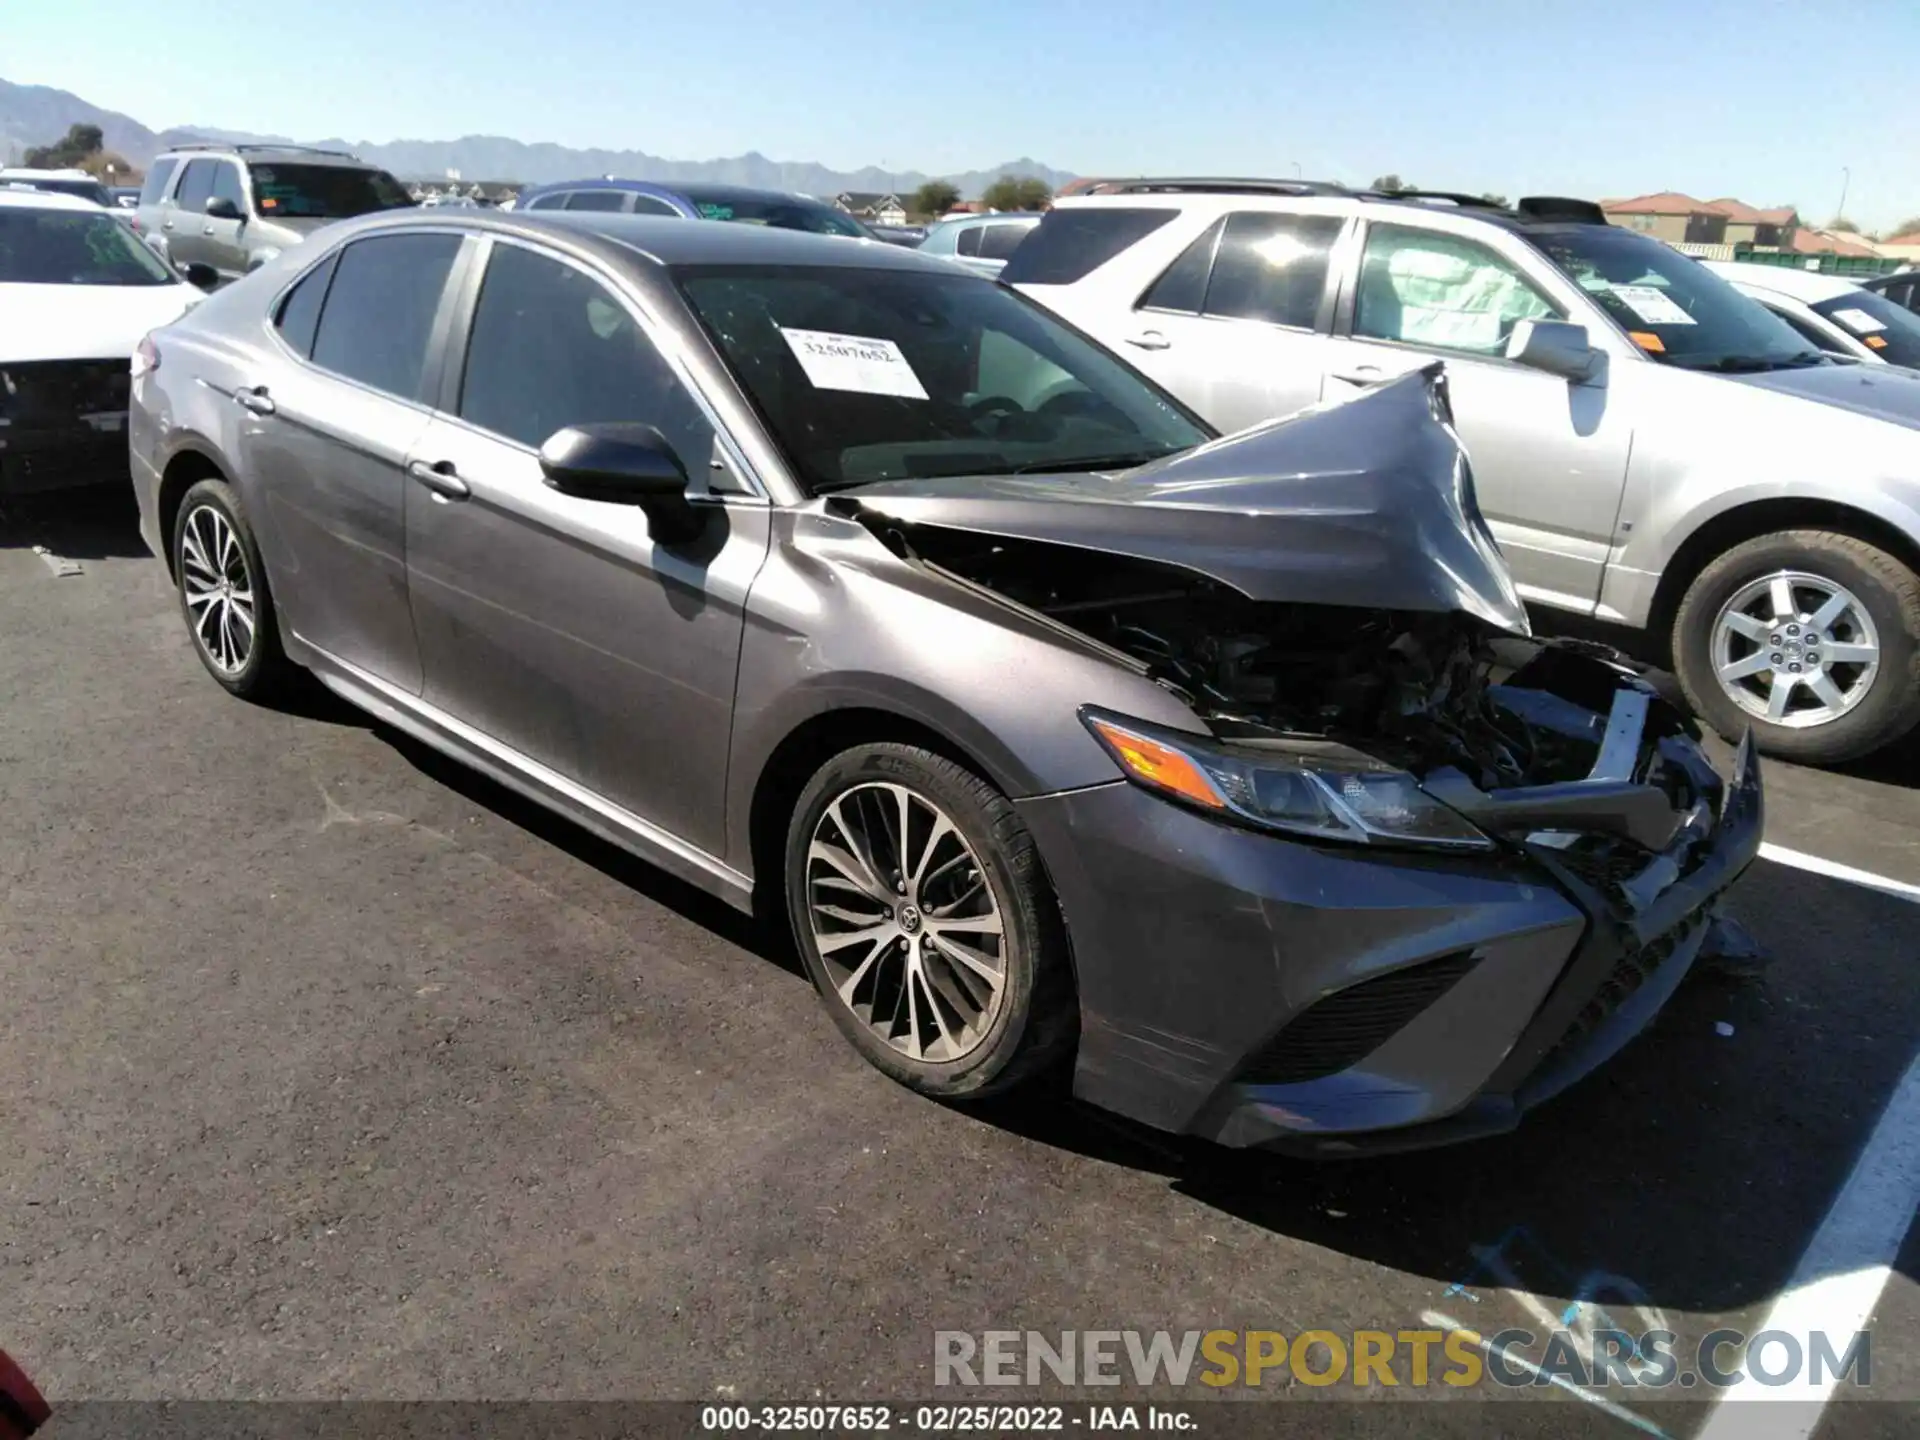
[1669,351,1828,374]
[1009,449,1180,474]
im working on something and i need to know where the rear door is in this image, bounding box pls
[239,231,467,691]
[402,237,770,851]
[1119,209,1344,433]
[1318,219,1633,612]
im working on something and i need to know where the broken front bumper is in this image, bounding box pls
[1014,665,1764,1156]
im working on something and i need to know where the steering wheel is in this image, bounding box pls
[966,395,1025,430]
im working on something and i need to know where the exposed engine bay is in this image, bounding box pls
[882,523,1693,798]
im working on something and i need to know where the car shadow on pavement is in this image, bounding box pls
[0,487,153,561]
[971,859,1920,1318]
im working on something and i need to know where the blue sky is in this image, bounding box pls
[14,0,1920,229]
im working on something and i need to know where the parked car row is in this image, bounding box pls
[998,180,1920,766]
[119,202,1762,1155]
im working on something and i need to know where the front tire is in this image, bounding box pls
[785,743,1075,1099]
[1672,529,1920,764]
[173,477,295,700]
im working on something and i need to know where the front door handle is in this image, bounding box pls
[233,385,275,416]
[1124,330,1171,351]
[202,225,215,235]
[1332,364,1385,385]
[407,459,470,501]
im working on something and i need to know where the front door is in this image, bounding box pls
[403,239,771,853]
[201,159,250,282]
[160,158,216,269]
[239,231,466,692]
[1320,220,1633,614]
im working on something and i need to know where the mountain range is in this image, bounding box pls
[0,77,1076,197]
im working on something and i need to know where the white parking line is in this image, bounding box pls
[1756,843,1920,905]
[1692,1045,1920,1440]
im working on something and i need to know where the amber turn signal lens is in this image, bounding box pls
[1085,718,1225,810]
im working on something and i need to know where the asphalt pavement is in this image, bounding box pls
[2,489,1917,1439]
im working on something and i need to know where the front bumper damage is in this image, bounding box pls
[1015,650,1764,1156]
[0,359,134,495]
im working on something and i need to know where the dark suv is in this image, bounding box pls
[133,143,413,284]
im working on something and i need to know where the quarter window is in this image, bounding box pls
[630,195,680,216]
[274,253,339,358]
[525,192,567,210]
[956,227,984,258]
[565,190,627,212]
[173,159,217,211]
[1141,219,1223,313]
[976,224,1032,262]
[139,158,178,207]
[1201,212,1343,328]
[458,244,716,471]
[1354,223,1559,356]
[309,234,461,401]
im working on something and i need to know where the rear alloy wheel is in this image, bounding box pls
[173,478,293,699]
[785,744,1075,1098]
[1674,530,1920,764]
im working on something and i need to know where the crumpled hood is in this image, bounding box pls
[842,365,1531,634]
[1730,361,1920,431]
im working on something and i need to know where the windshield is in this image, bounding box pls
[245,163,414,219]
[1527,225,1821,372]
[678,189,867,239]
[0,208,177,286]
[676,264,1210,492]
[1810,290,1920,368]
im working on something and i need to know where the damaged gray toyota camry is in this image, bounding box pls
[128,212,1762,1155]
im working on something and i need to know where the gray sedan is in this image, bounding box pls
[128,211,1760,1153]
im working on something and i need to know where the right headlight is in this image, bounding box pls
[1080,707,1494,851]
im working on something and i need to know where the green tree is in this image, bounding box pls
[24,123,105,168]
[981,174,1051,212]
[1827,216,1861,233]
[1370,173,1411,193]
[1889,215,1920,240]
[913,179,961,216]
[1480,192,1508,207]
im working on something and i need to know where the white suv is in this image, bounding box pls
[1006,180,1920,765]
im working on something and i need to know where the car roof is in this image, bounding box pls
[1049,184,1608,236]
[1701,260,1861,301]
[934,212,1044,227]
[159,145,374,168]
[0,187,108,212]
[331,208,967,273]
[520,178,840,208]
[0,166,95,179]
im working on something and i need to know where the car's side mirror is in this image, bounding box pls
[538,423,704,542]
[204,196,243,221]
[1506,319,1600,381]
[178,261,219,290]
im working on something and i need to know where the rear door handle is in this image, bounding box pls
[407,459,470,501]
[233,386,275,416]
[1124,330,1171,351]
[1332,364,1385,385]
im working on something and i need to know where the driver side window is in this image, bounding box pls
[1354,224,1560,357]
[458,244,718,481]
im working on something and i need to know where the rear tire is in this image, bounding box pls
[785,743,1076,1099]
[172,477,295,700]
[1672,529,1920,765]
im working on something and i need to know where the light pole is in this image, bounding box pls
[1836,166,1850,222]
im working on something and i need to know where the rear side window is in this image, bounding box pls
[310,234,461,401]
[956,227,984,258]
[998,207,1177,285]
[173,159,216,211]
[140,158,178,207]
[630,195,679,216]
[1201,212,1344,327]
[565,191,627,212]
[274,253,339,358]
[209,162,246,213]
[977,224,1032,262]
[526,192,567,210]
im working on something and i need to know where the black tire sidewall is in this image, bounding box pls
[172,478,280,697]
[784,744,1049,1098]
[1675,532,1920,763]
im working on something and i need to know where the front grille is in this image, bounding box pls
[1236,952,1479,1086]
[0,359,131,428]
[1536,910,1708,1074]
[1554,842,1652,907]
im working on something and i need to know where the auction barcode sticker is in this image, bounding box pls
[1829,306,1887,334]
[780,328,929,399]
